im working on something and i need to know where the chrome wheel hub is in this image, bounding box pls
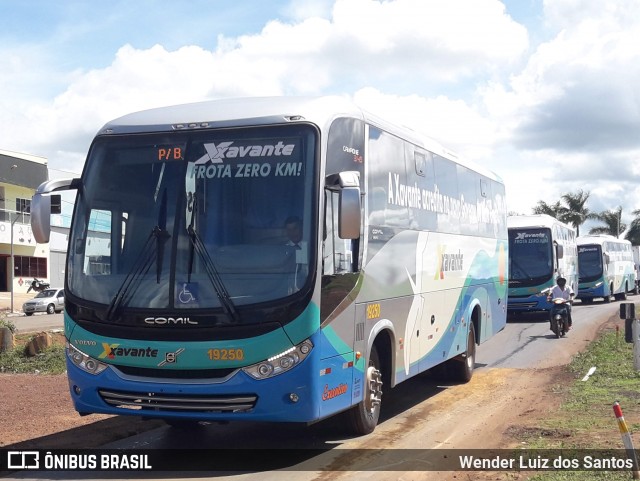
[365,365,383,412]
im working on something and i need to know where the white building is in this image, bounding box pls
[0,149,49,292]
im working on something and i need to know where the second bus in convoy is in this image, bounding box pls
[30,96,508,435]
[507,214,578,314]
[577,235,636,303]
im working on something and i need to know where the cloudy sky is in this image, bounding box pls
[1,0,639,226]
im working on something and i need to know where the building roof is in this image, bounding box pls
[0,149,48,189]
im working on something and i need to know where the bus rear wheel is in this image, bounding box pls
[346,345,383,435]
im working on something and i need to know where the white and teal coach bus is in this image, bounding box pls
[507,214,578,314]
[30,96,508,435]
[577,235,636,303]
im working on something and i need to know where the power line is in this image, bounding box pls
[49,167,82,176]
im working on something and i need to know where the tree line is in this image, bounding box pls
[529,189,640,244]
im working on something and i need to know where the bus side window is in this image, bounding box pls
[83,209,113,275]
[323,190,356,275]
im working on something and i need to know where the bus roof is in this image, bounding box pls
[577,235,631,246]
[97,96,503,184]
[507,214,575,231]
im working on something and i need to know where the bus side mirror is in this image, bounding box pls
[339,186,361,239]
[556,244,564,260]
[326,171,362,240]
[31,178,81,243]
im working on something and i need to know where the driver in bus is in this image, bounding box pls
[547,276,575,330]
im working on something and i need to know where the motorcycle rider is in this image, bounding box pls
[547,276,575,330]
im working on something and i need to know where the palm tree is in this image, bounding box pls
[560,190,591,236]
[625,209,640,245]
[532,200,566,219]
[589,207,625,237]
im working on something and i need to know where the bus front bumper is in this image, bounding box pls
[507,295,551,313]
[577,282,605,299]
[65,355,321,423]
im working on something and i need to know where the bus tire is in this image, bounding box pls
[447,323,476,383]
[346,345,383,435]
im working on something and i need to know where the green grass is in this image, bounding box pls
[516,326,640,480]
[0,336,66,374]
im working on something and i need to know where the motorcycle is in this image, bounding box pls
[27,278,51,293]
[549,297,571,338]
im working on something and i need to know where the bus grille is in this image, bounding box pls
[98,389,257,413]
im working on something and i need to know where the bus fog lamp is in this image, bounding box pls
[289,393,299,403]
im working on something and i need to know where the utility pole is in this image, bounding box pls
[10,208,22,313]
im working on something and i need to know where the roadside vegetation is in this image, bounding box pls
[511,321,640,480]
[0,327,65,374]
[528,188,640,242]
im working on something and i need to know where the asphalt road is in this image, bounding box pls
[10,311,64,334]
[2,298,625,481]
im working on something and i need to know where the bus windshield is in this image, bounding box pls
[67,125,317,318]
[578,245,603,282]
[508,227,553,287]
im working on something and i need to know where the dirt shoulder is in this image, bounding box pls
[0,372,165,449]
[0,313,626,459]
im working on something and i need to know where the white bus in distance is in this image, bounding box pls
[507,214,578,313]
[577,235,636,303]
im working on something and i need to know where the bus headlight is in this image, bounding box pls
[243,340,313,380]
[66,342,108,375]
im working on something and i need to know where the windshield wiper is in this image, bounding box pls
[186,196,239,323]
[106,235,155,320]
[106,190,171,320]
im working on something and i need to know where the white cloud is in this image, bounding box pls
[5,0,640,222]
[0,0,529,176]
[353,87,496,158]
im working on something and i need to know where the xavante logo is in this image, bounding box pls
[515,232,547,241]
[434,245,464,280]
[194,141,295,164]
[99,343,158,359]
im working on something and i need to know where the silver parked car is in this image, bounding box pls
[22,288,65,316]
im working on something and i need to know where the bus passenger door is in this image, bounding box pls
[320,184,363,354]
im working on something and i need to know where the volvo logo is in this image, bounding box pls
[145,317,198,325]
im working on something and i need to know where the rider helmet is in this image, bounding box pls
[556,276,566,288]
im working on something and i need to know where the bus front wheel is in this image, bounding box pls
[447,323,476,383]
[604,284,613,303]
[346,345,383,435]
